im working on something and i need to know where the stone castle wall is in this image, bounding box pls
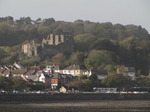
[42,34,66,46]
[22,41,37,57]
[40,34,74,57]
[22,34,74,57]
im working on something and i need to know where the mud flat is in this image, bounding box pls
[0,93,150,103]
[0,100,150,112]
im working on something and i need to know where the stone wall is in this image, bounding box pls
[22,34,74,57]
[42,34,67,46]
[40,34,74,57]
[22,41,38,57]
[40,38,74,57]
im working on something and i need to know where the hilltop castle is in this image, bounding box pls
[22,33,74,57]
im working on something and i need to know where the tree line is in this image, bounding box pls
[0,16,150,75]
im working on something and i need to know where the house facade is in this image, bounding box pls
[61,65,89,77]
[43,65,60,73]
[38,71,52,84]
[50,73,74,89]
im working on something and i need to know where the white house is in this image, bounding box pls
[44,65,60,73]
[39,72,51,83]
[61,65,91,77]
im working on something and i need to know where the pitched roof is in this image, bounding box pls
[23,74,39,81]
[64,65,80,70]
[24,70,36,75]
[45,65,60,70]
[51,73,61,79]
[43,72,51,78]
[1,70,10,75]
[0,69,5,73]
[11,69,27,74]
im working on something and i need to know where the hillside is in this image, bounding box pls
[0,16,150,75]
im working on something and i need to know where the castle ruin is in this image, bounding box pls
[22,41,38,57]
[42,34,65,46]
[22,33,74,57]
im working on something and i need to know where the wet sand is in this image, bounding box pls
[25,100,150,108]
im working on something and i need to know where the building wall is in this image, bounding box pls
[75,70,81,75]
[61,69,83,76]
[55,35,59,45]
[22,44,28,53]
[51,79,59,84]
[39,73,45,83]
[60,86,67,93]
[43,34,70,46]
[22,41,38,57]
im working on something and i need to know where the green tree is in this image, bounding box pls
[94,22,113,39]
[8,53,19,64]
[53,22,73,34]
[69,51,85,67]
[74,33,97,51]
[104,64,116,72]
[51,53,67,68]
[81,79,93,91]
[101,74,134,87]
[73,20,84,34]
[0,22,11,33]
[0,76,13,90]
[12,77,27,90]
[90,38,116,52]
[89,74,98,83]
[85,50,118,69]
[0,48,8,59]
[42,18,55,26]
[28,82,45,91]
[69,79,82,90]
[136,76,150,87]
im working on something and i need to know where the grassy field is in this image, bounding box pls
[0,100,150,112]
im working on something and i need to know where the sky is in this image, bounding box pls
[0,0,150,33]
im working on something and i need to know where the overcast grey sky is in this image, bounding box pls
[0,0,150,33]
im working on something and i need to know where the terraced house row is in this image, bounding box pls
[0,63,136,89]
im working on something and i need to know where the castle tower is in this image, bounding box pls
[55,35,60,45]
[60,35,65,43]
[22,40,37,57]
[55,34,65,45]
[49,34,55,45]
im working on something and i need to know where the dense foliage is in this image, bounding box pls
[0,16,150,75]
[0,76,45,91]
[69,74,150,91]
